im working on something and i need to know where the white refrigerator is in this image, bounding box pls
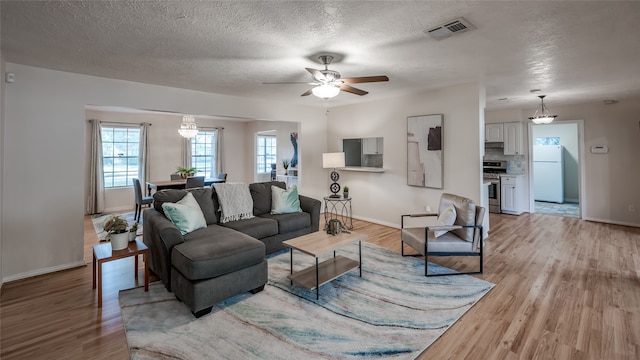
[533,145,564,203]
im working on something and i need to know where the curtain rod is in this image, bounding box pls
[198,126,224,130]
[88,119,151,126]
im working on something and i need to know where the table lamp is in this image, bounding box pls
[322,152,345,198]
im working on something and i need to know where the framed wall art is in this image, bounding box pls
[407,114,443,188]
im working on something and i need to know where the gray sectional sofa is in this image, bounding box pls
[143,181,321,317]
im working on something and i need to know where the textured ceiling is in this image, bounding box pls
[2,1,640,110]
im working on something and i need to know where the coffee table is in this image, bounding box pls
[283,230,367,299]
[93,238,149,307]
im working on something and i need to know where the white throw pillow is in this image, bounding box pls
[161,192,207,235]
[434,204,457,238]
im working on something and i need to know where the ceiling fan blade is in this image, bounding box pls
[306,68,327,82]
[301,89,313,97]
[340,84,368,96]
[340,75,389,84]
[262,81,311,84]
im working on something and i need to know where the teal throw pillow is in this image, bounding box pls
[161,192,207,235]
[271,185,302,214]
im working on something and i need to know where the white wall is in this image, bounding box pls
[84,109,252,212]
[531,122,579,202]
[0,37,5,288]
[1,63,327,282]
[326,83,484,228]
[487,98,640,227]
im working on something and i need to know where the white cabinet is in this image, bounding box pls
[500,175,525,215]
[503,122,523,155]
[485,124,504,142]
[362,137,383,154]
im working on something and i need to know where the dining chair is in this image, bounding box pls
[185,176,205,189]
[216,173,228,183]
[132,178,153,222]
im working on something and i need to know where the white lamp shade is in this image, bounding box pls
[312,85,340,99]
[322,152,345,168]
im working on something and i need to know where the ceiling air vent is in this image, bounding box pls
[425,17,475,40]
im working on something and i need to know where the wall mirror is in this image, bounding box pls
[342,137,384,168]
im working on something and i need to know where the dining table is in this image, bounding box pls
[146,178,226,196]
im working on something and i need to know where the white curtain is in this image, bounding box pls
[181,137,192,169]
[215,128,224,176]
[139,122,151,185]
[87,119,105,214]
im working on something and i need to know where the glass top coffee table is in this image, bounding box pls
[283,230,367,299]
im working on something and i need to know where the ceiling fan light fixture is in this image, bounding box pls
[312,84,340,99]
[529,95,557,125]
[178,115,199,138]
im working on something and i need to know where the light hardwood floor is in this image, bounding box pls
[1,212,639,359]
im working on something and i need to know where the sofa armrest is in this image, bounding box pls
[143,208,184,291]
[299,195,321,231]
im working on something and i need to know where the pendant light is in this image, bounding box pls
[529,95,557,124]
[178,115,198,138]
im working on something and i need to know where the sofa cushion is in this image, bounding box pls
[259,212,311,234]
[219,216,278,239]
[271,185,302,214]
[154,188,217,225]
[172,226,265,281]
[249,181,286,216]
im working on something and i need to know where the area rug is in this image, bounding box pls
[119,242,493,359]
[92,212,143,241]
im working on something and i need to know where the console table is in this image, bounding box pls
[323,196,353,230]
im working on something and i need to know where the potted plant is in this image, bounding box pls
[343,186,350,199]
[128,222,139,242]
[176,166,196,179]
[103,214,131,250]
[282,159,290,174]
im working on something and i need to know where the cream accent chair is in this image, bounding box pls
[401,193,485,276]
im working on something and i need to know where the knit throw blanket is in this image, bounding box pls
[213,183,255,223]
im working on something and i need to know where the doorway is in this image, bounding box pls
[528,120,584,219]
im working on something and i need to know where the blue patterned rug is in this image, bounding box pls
[119,242,493,359]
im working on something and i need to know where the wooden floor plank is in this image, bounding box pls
[1,212,639,359]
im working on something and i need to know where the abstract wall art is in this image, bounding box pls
[407,114,443,188]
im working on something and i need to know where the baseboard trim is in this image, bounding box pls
[583,216,640,228]
[2,260,86,284]
[351,214,400,229]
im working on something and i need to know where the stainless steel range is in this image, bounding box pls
[483,161,507,213]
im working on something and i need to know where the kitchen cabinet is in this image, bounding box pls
[362,137,383,154]
[485,123,504,142]
[503,122,523,155]
[500,175,525,215]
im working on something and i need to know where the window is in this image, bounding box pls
[256,135,277,173]
[102,126,140,188]
[192,130,217,177]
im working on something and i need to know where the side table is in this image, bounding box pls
[93,238,149,307]
[323,196,353,230]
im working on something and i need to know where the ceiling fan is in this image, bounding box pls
[263,55,389,99]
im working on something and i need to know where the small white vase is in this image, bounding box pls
[110,232,129,250]
[128,231,137,242]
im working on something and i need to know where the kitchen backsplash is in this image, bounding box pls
[484,148,526,174]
